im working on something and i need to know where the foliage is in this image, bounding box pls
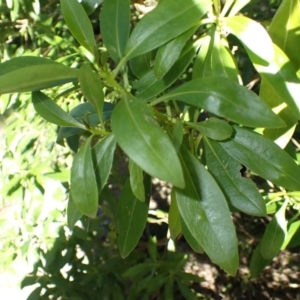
[1,0,300,298]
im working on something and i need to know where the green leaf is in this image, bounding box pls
[32,91,85,129]
[129,51,154,79]
[188,118,233,141]
[117,176,151,258]
[60,0,98,57]
[228,0,251,17]
[124,0,210,60]
[255,43,300,120]
[220,126,300,191]
[154,26,196,79]
[175,146,239,275]
[67,195,83,230]
[203,137,266,216]
[172,119,184,152]
[70,136,99,218]
[249,243,272,278]
[57,102,114,141]
[281,220,300,250]
[261,200,288,260]
[0,56,61,76]
[260,78,297,149]
[268,0,300,70]
[129,159,145,202]
[0,64,78,94]
[135,41,196,101]
[169,189,182,241]
[82,0,104,15]
[181,218,204,254]
[111,92,184,188]
[157,77,285,128]
[78,65,104,123]
[225,16,274,65]
[92,134,116,193]
[100,0,130,62]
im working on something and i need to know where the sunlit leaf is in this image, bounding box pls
[67,195,83,230]
[129,159,145,202]
[70,136,99,218]
[111,92,184,188]
[156,77,285,128]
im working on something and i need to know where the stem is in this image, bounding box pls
[113,56,127,78]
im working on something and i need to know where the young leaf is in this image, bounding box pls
[154,26,196,79]
[124,0,210,60]
[249,243,272,278]
[225,16,274,65]
[203,137,266,216]
[228,0,251,17]
[135,41,196,101]
[129,159,145,202]
[255,43,300,120]
[32,91,85,129]
[67,195,83,230]
[111,92,184,188]
[70,136,99,218]
[220,126,300,191]
[60,0,98,57]
[0,64,78,94]
[78,65,104,122]
[117,176,151,258]
[100,0,130,62]
[156,77,285,128]
[281,220,300,250]
[261,200,288,260]
[175,146,239,276]
[188,118,233,141]
[268,0,300,70]
[169,189,182,241]
[92,134,116,193]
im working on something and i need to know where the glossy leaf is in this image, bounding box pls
[0,64,78,94]
[255,43,300,120]
[135,41,196,101]
[249,243,272,278]
[124,0,210,60]
[188,118,233,141]
[67,195,83,230]
[70,136,99,218]
[111,92,184,188]
[117,177,151,258]
[57,102,114,141]
[169,189,182,241]
[220,126,300,191]
[181,218,203,254]
[82,0,104,15]
[78,65,104,122]
[60,0,98,56]
[157,77,285,128]
[154,26,196,79]
[261,200,288,260]
[92,134,116,193]
[129,159,145,202]
[268,0,300,70]
[32,91,85,129]
[172,119,184,152]
[225,16,274,65]
[129,51,154,79]
[204,137,266,216]
[100,0,130,62]
[175,146,239,275]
